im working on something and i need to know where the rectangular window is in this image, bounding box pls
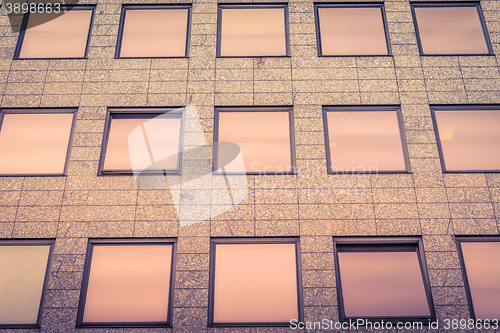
[209,238,303,326]
[323,106,409,174]
[116,5,191,58]
[217,4,289,57]
[214,107,295,174]
[0,240,54,329]
[411,3,492,55]
[0,109,76,176]
[15,6,94,59]
[456,237,500,320]
[334,238,435,323]
[99,108,183,175]
[315,4,391,56]
[431,106,500,172]
[76,239,176,327]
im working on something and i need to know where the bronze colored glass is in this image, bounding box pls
[414,6,489,54]
[213,243,299,323]
[119,9,189,57]
[220,7,287,56]
[318,7,388,55]
[19,9,93,58]
[434,110,500,171]
[460,242,500,320]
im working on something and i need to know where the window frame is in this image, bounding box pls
[455,236,500,321]
[98,107,185,176]
[0,108,77,177]
[430,105,500,173]
[115,4,192,59]
[322,106,411,174]
[76,238,177,328]
[14,5,95,60]
[208,237,304,327]
[314,3,392,57]
[216,3,291,58]
[333,237,436,325]
[410,2,493,56]
[213,106,296,175]
[0,239,55,329]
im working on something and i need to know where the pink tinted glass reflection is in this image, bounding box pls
[218,112,291,173]
[434,110,500,171]
[83,244,173,323]
[0,113,73,175]
[213,243,298,323]
[20,9,93,58]
[338,251,431,317]
[460,242,500,320]
[318,7,388,55]
[120,9,189,57]
[103,117,181,171]
[220,8,287,56]
[327,111,406,172]
[414,7,489,54]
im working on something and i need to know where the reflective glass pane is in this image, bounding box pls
[119,9,189,57]
[318,7,388,55]
[338,250,431,317]
[218,111,291,173]
[83,244,173,323]
[326,111,406,172]
[0,112,74,175]
[19,9,93,58]
[220,7,287,56]
[0,245,51,325]
[434,110,500,171]
[103,116,181,172]
[460,241,500,320]
[213,243,298,323]
[414,6,489,54]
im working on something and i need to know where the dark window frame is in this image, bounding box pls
[115,4,192,59]
[76,238,177,328]
[430,105,500,173]
[0,239,55,329]
[0,108,77,177]
[410,2,493,56]
[98,107,185,176]
[455,236,500,320]
[314,3,392,57]
[333,237,436,325]
[14,5,96,60]
[216,3,291,58]
[213,106,296,175]
[208,237,304,327]
[322,105,411,174]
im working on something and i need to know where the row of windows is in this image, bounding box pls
[1,105,499,176]
[1,237,498,328]
[13,2,493,59]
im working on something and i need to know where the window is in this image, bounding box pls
[431,106,500,172]
[315,4,390,56]
[323,106,409,174]
[208,238,302,326]
[99,108,183,175]
[334,238,435,323]
[0,240,54,328]
[76,239,176,327]
[456,237,500,320]
[411,3,492,55]
[15,6,94,59]
[0,109,76,176]
[116,5,191,58]
[217,4,289,57]
[214,107,295,174]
